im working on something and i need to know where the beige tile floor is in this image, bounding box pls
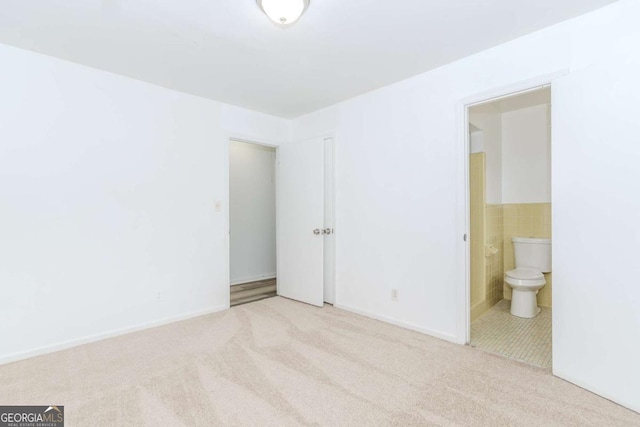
[470,299,552,368]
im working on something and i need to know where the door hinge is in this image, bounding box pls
[463,234,468,242]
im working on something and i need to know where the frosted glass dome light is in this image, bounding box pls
[257,0,310,27]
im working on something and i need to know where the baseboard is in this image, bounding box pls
[0,303,229,366]
[553,368,640,414]
[471,300,489,322]
[334,303,460,344]
[231,273,276,286]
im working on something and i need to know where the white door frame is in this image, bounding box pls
[315,134,337,305]
[223,133,336,307]
[455,71,567,345]
[224,135,282,308]
[323,137,337,304]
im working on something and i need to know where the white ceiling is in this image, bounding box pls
[0,0,616,118]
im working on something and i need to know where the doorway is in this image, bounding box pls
[228,137,336,308]
[466,87,553,368]
[229,140,278,306]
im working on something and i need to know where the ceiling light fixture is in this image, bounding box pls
[257,0,310,27]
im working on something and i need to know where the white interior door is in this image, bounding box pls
[323,138,336,304]
[277,139,325,307]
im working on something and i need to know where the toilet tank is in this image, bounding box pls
[512,237,552,273]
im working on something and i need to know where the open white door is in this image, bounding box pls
[323,138,336,304]
[277,139,325,307]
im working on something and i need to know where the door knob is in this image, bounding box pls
[313,229,321,235]
[322,228,333,235]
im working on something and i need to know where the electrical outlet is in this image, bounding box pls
[155,290,162,303]
[391,289,399,301]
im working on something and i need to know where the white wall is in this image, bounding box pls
[553,29,640,413]
[292,0,640,412]
[502,104,551,203]
[469,130,483,154]
[2,0,639,413]
[0,43,290,363]
[469,109,503,204]
[470,100,551,205]
[229,141,276,285]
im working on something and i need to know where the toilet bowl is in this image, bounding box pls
[505,237,551,318]
[505,267,546,318]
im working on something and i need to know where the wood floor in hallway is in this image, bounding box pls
[230,278,277,306]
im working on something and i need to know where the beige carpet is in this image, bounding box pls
[0,297,637,426]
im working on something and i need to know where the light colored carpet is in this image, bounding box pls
[0,297,637,426]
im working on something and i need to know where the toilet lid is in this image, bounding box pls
[506,268,543,280]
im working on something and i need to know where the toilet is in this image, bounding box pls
[505,237,552,318]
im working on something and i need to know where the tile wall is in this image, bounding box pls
[469,153,487,320]
[485,204,504,309]
[470,154,505,321]
[470,158,553,316]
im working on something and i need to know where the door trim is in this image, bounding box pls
[455,71,567,345]
[224,133,336,307]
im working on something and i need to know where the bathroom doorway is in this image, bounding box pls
[466,86,553,368]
